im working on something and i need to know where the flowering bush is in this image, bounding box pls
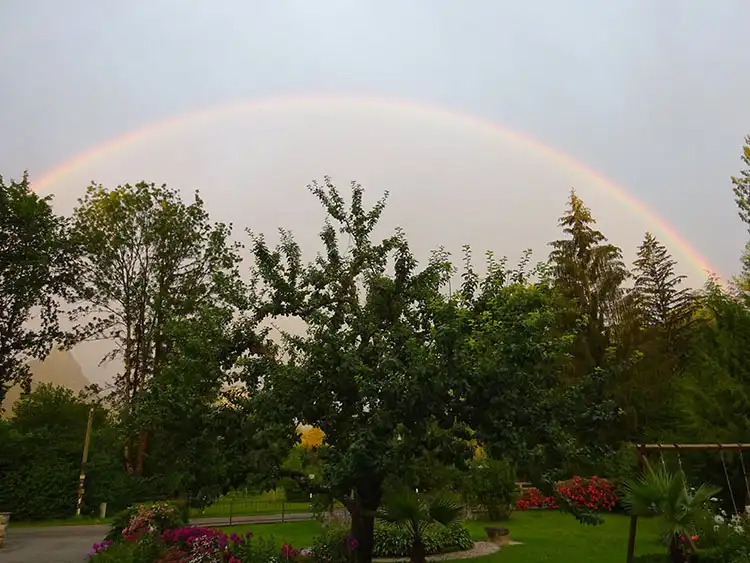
[514,476,619,512]
[86,540,113,558]
[694,502,750,562]
[515,488,558,511]
[556,476,618,512]
[106,501,187,543]
[89,522,300,563]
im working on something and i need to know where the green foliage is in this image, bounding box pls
[89,533,165,563]
[622,466,720,554]
[105,501,187,543]
[377,488,464,563]
[310,526,358,563]
[548,189,629,377]
[0,384,115,520]
[462,458,517,521]
[0,173,73,407]
[247,178,468,562]
[373,522,473,558]
[68,181,245,473]
[230,535,281,563]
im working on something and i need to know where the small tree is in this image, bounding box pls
[622,466,719,563]
[378,489,463,563]
[463,457,517,521]
[247,178,469,563]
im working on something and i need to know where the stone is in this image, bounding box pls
[484,526,509,547]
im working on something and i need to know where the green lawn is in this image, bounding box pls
[191,498,310,518]
[224,511,667,562]
[10,491,310,527]
[8,515,112,528]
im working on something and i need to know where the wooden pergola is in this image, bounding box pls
[626,443,750,563]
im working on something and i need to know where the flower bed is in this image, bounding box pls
[515,476,619,513]
[90,525,301,562]
[89,501,305,562]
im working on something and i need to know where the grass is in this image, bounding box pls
[8,515,112,528]
[10,503,672,561]
[462,511,665,562]
[189,489,311,518]
[224,511,668,562]
[191,498,310,518]
[10,490,310,528]
[221,519,323,547]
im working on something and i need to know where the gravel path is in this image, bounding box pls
[374,540,522,562]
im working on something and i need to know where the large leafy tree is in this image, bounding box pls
[246,178,467,563]
[135,303,263,501]
[449,250,618,493]
[448,251,575,467]
[68,182,244,473]
[0,173,73,408]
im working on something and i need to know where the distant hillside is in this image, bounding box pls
[1,348,91,415]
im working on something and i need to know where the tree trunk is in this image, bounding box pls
[347,481,382,563]
[410,537,426,563]
[135,429,149,475]
[667,536,688,563]
[124,441,134,474]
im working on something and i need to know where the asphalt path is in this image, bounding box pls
[2,512,313,563]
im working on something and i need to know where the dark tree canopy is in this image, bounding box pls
[0,173,73,407]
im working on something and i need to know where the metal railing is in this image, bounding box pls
[188,495,313,527]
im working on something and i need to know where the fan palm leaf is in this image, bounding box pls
[622,466,720,551]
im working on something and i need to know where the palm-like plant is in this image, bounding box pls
[377,488,464,563]
[622,466,720,562]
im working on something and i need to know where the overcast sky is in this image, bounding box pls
[2,1,749,381]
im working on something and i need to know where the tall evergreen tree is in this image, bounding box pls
[548,190,629,376]
[633,233,695,343]
[625,233,696,439]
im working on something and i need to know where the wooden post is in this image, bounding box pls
[626,446,646,563]
[75,407,95,517]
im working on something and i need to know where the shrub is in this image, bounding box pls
[462,458,517,521]
[310,526,358,563]
[87,533,164,562]
[514,476,619,512]
[515,488,558,510]
[373,522,473,558]
[91,525,297,563]
[105,502,186,543]
[556,476,618,512]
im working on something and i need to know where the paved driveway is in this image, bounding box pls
[3,525,105,563]
[1,513,312,563]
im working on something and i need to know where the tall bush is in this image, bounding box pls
[462,458,517,521]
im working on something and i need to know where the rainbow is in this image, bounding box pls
[33,94,716,278]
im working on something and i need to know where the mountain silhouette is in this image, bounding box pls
[1,348,91,416]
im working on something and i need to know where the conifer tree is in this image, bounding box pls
[633,232,695,343]
[548,190,629,375]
